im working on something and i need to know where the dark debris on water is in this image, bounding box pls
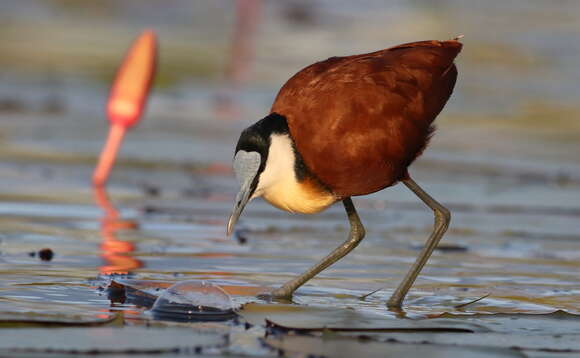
[28,248,54,261]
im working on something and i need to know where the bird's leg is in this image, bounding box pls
[387,177,451,308]
[270,198,366,298]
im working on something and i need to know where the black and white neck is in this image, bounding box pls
[230,113,335,226]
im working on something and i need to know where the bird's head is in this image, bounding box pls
[227,113,289,235]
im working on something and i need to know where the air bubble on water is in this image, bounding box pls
[150,280,237,321]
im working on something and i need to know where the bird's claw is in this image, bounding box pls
[256,288,293,303]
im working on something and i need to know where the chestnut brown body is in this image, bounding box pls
[271,40,462,198]
[228,38,462,307]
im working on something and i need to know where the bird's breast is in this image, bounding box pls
[254,134,337,214]
[261,177,336,214]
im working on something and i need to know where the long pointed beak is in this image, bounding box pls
[226,182,252,236]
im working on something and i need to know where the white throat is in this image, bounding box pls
[253,134,335,214]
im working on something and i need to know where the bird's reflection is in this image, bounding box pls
[94,186,143,274]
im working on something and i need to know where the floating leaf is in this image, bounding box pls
[0,312,119,328]
[0,327,225,354]
[106,279,159,308]
[436,310,580,335]
[265,334,526,358]
[240,303,488,333]
[354,331,580,355]
[357,311,580,353]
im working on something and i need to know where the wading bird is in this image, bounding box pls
[227,38,462,308]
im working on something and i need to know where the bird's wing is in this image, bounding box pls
[271,40,462,197]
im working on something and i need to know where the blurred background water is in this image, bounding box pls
[0,1,580,355]
[2,1,580,160]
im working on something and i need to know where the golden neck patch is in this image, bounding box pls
[254,134,336,214]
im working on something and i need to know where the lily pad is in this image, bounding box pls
[240,303,488,332]
[0,311,119,328]
[436,311,580,335]
[265,334,526,358]
[105,279,163,308]
[361,332,580,354]
[313,312,580,354]
[0,327,226,354]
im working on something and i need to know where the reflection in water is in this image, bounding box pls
[94,186,142,275]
